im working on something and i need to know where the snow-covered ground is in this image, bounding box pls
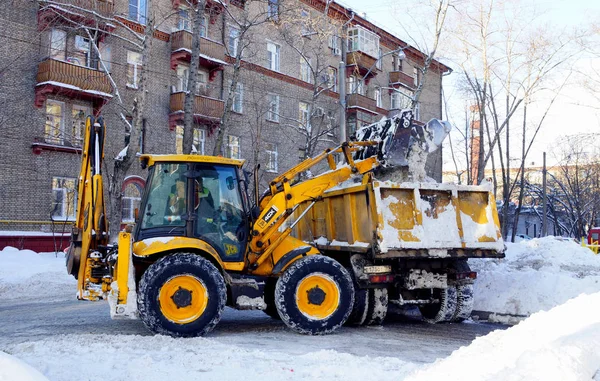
[1,237,600,380]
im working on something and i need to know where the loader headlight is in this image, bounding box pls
[363,265,392,274]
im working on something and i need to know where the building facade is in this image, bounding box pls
[0,0,449,245]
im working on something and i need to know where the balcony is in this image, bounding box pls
[168,92,224,130]
[170,30,227,79]
[38,0,115,34]
[346,51,379,83]
[346,93,377,114]
[389,71,416,89]
[35,59,112,112]
[171,0,226,23]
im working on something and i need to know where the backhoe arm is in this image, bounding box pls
[248,142,379,268]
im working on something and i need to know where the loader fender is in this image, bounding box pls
[133,237,244,272]
[272,246,311,274]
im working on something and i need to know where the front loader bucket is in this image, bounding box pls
[353,109,452,168]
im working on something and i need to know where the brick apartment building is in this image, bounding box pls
[0,0,450,249]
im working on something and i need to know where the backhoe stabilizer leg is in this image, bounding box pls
[108,232,138,319]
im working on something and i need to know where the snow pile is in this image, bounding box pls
[0,351,49,381]
[0,247,76,301]
[406,292,600,381]
[471,237,600,322]
[5,335,419,381]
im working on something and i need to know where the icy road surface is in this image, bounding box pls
[0,296,503,363]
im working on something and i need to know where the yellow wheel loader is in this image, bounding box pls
[66,110,501,337]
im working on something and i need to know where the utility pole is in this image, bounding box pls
[542,151,547,236]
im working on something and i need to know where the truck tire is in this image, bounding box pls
[275,255,354,335]
[137,253,226,337]
[365,288,388,325]
[263,278,281,320]
[452,284,474,322]
[346,271,369,326]
[419,286,457,324]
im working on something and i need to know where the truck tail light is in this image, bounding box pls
[369,274,394,283]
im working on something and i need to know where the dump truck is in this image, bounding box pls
[66,109,503,337]
[293,178,505,325]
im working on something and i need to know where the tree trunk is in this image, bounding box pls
[182,1,207,154]
[510,102,527,242]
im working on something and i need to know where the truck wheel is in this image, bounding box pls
[452,284,474,322]
[365,288,388,325]
[138,253,226,337]
[346,271,369,326]
[263,278,281,320]
[419,286,457,324]
[275,256,354,335]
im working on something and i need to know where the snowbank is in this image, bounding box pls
[406,292,600,381]
[0,351,49,381]
[5,335,419,381]
[471,237,600,322]
[0,246,76,301]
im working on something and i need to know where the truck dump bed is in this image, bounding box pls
[293,180,505,258]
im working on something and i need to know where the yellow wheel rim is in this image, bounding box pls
[295,272,340,320]
[158,274,208,324]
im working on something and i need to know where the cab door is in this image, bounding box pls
[192,164,248,262]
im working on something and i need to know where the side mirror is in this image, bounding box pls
[251,205,261,220]
[226,176,235,191]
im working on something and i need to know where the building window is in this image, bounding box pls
[231,82,243,113]
[265,143,278,172]
[299,101,310,132]
[300,57,312,83]
[175,65,189,92]
[347,26,380,59]
[127,51,143,88]
[347,75,364,95]
[376,48,383,70]
[393,54,403,72]
[195,71,207,95]
[226,135,241,159]
[301,9,313,36]
[45,100,64,145]
[122,179,143,223]
[177,7,191,31]
[328,34,340,55]
[327,66,337,92]
[267,42,280,71]
[72,35,92,67]
[267,93,280,122]
[413,66,419,87]
[176,126,206,154]
[268,0,279,20]
[99,43,111,72]
[49,29,66,60]
[374,87,382,108]
[391,88,413,110]
[51,177,76,221]
[228,26,240,56]
[129,0,147,24]
[198,15,207,38]
[71,105,91,147]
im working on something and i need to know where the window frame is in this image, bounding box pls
[71,104,91,147]
[121,177,144,223]
[265,142,278,172]
[128,0,147,25]
[126,50,143,89]
[228,25,240,57]
[51,176,77,221]
[300,57,312,83]
[327,66,337,92]
[231,82,243,113]
[49,29,67,60]
[266,93,280,122]
[267,42,281,72]
[45,100,65,145]
[299,101,310,133]
[226,135,241,159]
[268,0,279,20]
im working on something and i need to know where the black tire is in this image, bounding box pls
[419,286,457,324]
[346,271,369,326]
[263,278,281,320]
[452,284,474,322]
[275,255,354,335]
[365,288,388,325]
[137,253,226,337]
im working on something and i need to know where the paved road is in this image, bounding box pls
[0,297,507,363]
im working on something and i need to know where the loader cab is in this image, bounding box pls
[135,155,249,262]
